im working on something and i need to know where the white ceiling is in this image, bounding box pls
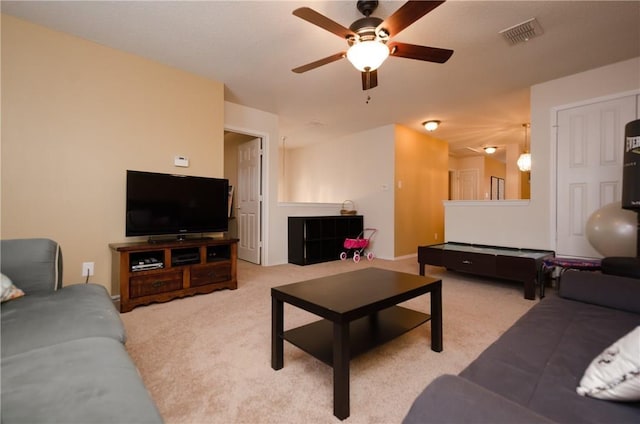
[3,1,639,158]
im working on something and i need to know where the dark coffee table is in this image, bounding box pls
[271,268,442,420]
[418,243,554,300]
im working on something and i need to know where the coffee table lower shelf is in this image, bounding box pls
[284,305,430,366]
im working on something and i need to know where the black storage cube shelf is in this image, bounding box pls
[288,216,364,265]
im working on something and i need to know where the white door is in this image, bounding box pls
[556,95,637,258]
[458,169,479,200]
[237,137,261,264]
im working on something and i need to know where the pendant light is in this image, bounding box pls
[517,123,531,172]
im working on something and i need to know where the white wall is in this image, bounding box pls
[224,102,391,264]
[283,125,396,259]
[444,200,532,246]
[531,56,640,251]
[445,57,640,250]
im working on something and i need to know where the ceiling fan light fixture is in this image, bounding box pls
[291,2,454,90]
[346,40,389,72]
[422,120,440,131]
[484,146,497,154]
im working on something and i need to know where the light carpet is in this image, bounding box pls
[120,258,536,423]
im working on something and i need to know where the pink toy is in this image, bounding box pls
[340,228,377,263]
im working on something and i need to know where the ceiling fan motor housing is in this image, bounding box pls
[349,16,385,43]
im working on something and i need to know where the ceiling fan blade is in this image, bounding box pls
[292,52,346,73]
[388,42,453,63]
[361,69,378,91]
[293,7,356,39]
[378,1,445,37]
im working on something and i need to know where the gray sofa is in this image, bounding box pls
[1,238,162,423]
[404,269,640,423]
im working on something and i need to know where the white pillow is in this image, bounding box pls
[577,326,640,401]
[1,273,25,302]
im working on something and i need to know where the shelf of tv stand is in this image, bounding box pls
[109,237,238,313]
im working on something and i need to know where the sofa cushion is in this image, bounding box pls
[1,273,24,303]
[0,238,62,294]
[602,257,640,279]
[1,337,162,423]
[460,295,640,423]
[1,284,126,358]
[577,326,640,401]
[403,375,554,424]
[560,270,640,314]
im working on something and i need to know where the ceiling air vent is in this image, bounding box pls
[499,18,543,45]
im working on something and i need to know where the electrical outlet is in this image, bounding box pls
[434,233,438,240]
[82,262,94,277]
[174,156,189,167]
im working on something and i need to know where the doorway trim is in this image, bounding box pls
[225,125,268,266]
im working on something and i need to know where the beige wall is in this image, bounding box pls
[483,157,506,199]
[455,156,484,172]
[520,171,531,199]
[394,125,448,256]
[1,15,225,293]
[505,144,522,199]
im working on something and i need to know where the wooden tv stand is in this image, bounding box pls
[110,237,238,312]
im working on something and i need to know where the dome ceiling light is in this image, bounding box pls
[423,120,441,132]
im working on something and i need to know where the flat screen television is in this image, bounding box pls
[126,170,229,238]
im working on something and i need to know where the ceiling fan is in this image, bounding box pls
[292,0,454,90]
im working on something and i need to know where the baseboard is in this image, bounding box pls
[394,253,417,261]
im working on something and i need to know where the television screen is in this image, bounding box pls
[126,170,229,237]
